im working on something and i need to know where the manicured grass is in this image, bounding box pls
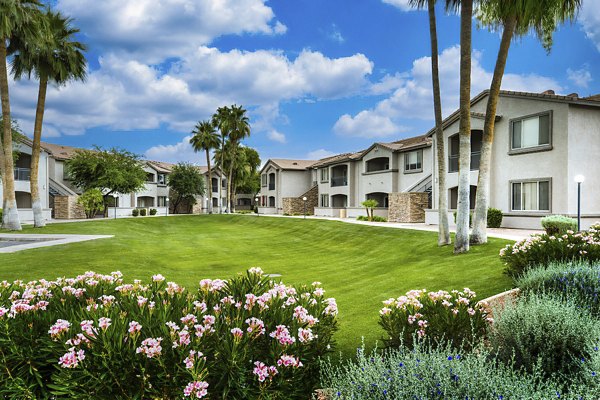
[1,215,513,356]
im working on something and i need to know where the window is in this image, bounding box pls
[510,112,552,152]
[146,173,155,183]
[404,150,423,172]
[157,174,166,185]
[268,196,276,207]
[448,131,482,172]
[222,178,226,188]
[511,180,551,212]
[261,174,267,187]
[157,196,167,207]
[320,168,329,182]
[320,194,329,207]
[268,173,275,190]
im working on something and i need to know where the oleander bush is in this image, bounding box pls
[500,223,600,277]
[488,293,600,384]
[517,262,600,317]
[319,341,596,399]
[378,288,492,350]
[140,208,147,216]
[0,268,338,399]
[356,216,387,222]
[542,215,578,236]
[487,208,503,228]
[131,208,139,217]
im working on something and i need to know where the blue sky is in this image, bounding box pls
[8,0,600,164]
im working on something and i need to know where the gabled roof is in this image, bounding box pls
[266,159,317,171]
[146,160,174,173]
[309,151,364,168]
[40,141,83,160]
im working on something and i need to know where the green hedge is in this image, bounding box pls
[541,215,578,236]
[453,208,503,228]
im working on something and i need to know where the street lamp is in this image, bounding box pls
[165,197,170,217]
[112,194,118,220]
[575,175,585,231]
[255,196,259,217]
[302,196,307,219]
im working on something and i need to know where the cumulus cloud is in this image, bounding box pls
[56,0,287,63]
[267,130,287,143]
[567,65,593,89]
[327,24,345,43]
[306,149,337,159]
[381,0,413,11]
[144,135,199,164]
[578,2,600,52]
[334,45,562,138]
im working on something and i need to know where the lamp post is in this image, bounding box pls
[302,196,307,219]
[165,197,170,217]
[255,197,259,217]
[112,194,118,220]
[575,175,585,232]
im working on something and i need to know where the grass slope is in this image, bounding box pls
[1,215,513,355]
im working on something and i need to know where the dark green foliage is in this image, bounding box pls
[542,215,578,236]
[131,209,139,217]
[356,215,387,222]
[139,208,147,216]
[487,208,503,228]
[76,188,103,219]
[149,208,157,216]
[167,162,206,213]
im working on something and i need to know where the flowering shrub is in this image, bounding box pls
[489,293,600,383]
[0,268,338,399]
[319,341,598,399]
[378,288,492,350]
[500,223,600,277]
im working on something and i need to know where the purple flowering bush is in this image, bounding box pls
[378,288,492,350]
[0,268,338,399]
[500,223,600,277]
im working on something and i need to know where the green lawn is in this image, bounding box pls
[1,215,513,356]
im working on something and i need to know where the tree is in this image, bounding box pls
[66,147,147,215]
[233,146,261,197]
[190,120,220,213]
[0,118,25,226]
[11,9,87,228]
[0,0,43,231]
[362,199,378,222]
[224,105,251,212]
[77,188,103,219]
[409,0,451,246]
[453,0,473,254]
[470,0,582,244]
[167,162,206,214]
[212,106,231,213]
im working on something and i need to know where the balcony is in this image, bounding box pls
[331,176,348,187]
[14,167,31,181]
[268,183,275,190]
[448,151,480,173]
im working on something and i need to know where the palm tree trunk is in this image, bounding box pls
[219,135,224,214]
[428,0,451,246]
[31,77,48,228]
[227,161,234,213]
[206,148,213,214]
[454,0,473,254]
[471,17,516,245]
[0,40,21,231]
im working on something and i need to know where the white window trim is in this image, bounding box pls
[509,110,553,155]
[509,178,552,213]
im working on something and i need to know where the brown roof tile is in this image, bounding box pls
[269,159,317,170]
[40,141,85,160]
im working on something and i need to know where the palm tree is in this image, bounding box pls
[10,9,87,228]
[224,105,250,213]
[470,0,582,244]
[409,0,451,246]
[0,0,42,230]
[212,106,231,213]
[190,120,220,213]
[454,0,473,254]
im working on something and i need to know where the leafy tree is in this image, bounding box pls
[234,146,261,197]
[470,0,582,244]
[77,188,103,219]
[66,147,147,215]
[0,0,43,230]
[362,199,378,222]
[168,162,206,214]
[10,9,87,228]
[190,120,220,213]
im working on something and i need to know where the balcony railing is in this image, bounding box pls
[14,167,31,181]
[268,183,275,190]
[331,176,348,187]
[212,186,219,193]
[448,151,481,173]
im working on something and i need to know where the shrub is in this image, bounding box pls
[0,208,3,221]
[319,341,595,399]
[132,209,139,217]
[236,210,253,214]
[499,223,600,277]
[149,208,157,216]
[356,215,387,222]
[453,211,473,227]
[542,215,578,236]
[378,288,491,350]
[489,293,600,383]
[77,189,104,219]
[139,208,147,216]
[517,262,600,317]
[0,268,338,399]
[487,208,503,228]
[361,199,378,222]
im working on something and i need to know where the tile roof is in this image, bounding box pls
[268,159,317,170]
[309,151,364,168]
[39,141,85,160]
[146,160,175,173]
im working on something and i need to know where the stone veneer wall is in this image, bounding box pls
[282,185,318,215]
[53,195,86,219]
[388,192,429,223]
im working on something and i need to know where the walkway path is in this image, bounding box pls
[0,233,113,253]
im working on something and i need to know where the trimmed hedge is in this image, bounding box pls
[542,215,578,236]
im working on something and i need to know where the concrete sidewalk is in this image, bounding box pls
[0,233,113,253]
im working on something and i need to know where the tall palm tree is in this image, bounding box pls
[212,106,231,213]
[11,9,87,228]
[409,0,451,246]
[190,120,220,213]
[0,0,42,230]
[224,105,250,213]
[454,0,473,254]
[470,0,582,244]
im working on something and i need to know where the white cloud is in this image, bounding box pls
[144,135,200,164]
[381,0,413,12]
[579,2,600,52]
[56,0,287,63]
[307,149,337,159]
[567,65,593,89]
[328,24,345,43]
[334,45,562,138]
[267,130,286,143]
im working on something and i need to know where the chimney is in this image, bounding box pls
[541,89,555,95]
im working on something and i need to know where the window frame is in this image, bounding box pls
[320,167,329,183]
[261,174,267,187]
[403,149,423,174]
[320,194,329,208]
[509,178,552,213]
[509,110,553,155]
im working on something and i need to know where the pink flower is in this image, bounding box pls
[80,320,97,338]
[245,317,266,336]
[231,327,244,340]
[277,354,303,368]
[324,298,338,316]
[183,381,209,398]
[136,337,163,358]
[181,314,198,326]
[193,301,207,313]
[270,325,295,346]
[298,327,314,343]
[98,317,111,330]
[137,296,148,307]
[253,361,278,382]
[152,274,165,282]
[58,347,85,368]
[184,350,204,369]
[128,321,142,335]
[49,319,71,339]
